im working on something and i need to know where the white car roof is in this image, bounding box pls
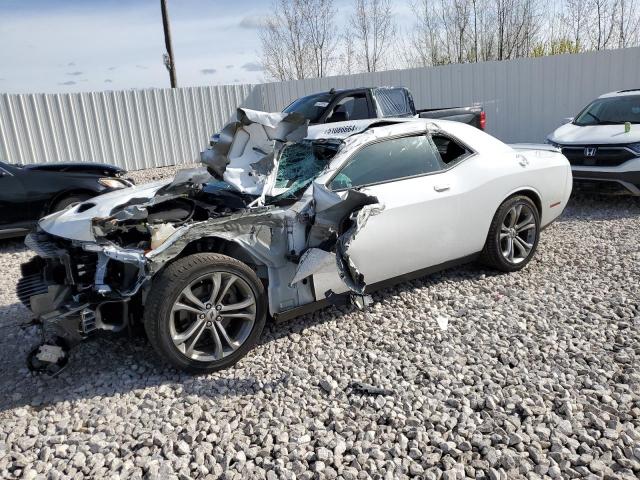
[341,117,512,156]
[599,89,640,98]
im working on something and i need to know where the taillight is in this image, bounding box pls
[480,111,486,130]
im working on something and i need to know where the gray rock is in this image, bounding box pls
[0,190,638,480]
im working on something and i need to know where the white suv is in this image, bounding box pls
[547,89,640,195]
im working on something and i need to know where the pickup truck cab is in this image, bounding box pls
[282,86,486,130]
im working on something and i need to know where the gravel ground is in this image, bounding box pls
[0,166,639,479]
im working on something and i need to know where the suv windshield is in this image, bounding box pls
[282,93,333,123]
[574,95,640,125]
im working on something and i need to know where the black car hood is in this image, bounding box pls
[22,162,126,176]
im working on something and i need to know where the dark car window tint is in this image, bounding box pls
[431,135,470,165]
[329,95,370,121]
[574,95,640,125]
[282,93,333,123]
[329,135,444,190]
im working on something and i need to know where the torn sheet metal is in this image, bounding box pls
[297,183,384,296]
[145,207,288,273]
[200,108,308,196]
[335,203,385,294]
[290,248,335,286]
[157,167,212,195]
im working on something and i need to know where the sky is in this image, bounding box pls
[0,0,417,94]
[0,0,416,94]
[0,0,282,94]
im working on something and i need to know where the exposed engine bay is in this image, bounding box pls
[17,108,384,373]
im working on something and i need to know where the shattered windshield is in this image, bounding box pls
[282,93,333,123]
[268,140,340,203]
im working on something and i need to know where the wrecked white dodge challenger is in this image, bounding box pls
[18,110,572,373]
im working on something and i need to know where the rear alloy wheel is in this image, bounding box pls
[144,253,266,373]
[481,195,540,272]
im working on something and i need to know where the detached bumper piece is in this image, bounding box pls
[27,339,70,376]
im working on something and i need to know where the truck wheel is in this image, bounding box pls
[143,253,266,373]
[481,195,540,272]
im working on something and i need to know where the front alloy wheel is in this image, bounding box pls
[170,272,257,361]
[144,253,266,373]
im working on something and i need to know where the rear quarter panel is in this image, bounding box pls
[453,148,570,255]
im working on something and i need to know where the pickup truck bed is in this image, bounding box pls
[281,87,485,130]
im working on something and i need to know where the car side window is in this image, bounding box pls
[431,134,471,166]
[329,135,445,190]
[327,95,370,122]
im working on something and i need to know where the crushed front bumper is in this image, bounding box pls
[17,232,148,347]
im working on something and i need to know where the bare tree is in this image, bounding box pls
[589,0,617,50]
[348,0,396,72]
[302,0,338,77]
[339,33,357,74]
[404,0,443,67]
[494,0,541,60]
[562,0,590,50]
[259,0,337,81]
[617,0,640,47]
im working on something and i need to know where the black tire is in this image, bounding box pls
[143,253,266,373]
[51,194,91,212]
[480,195,540,272]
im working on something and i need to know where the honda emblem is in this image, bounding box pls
[584,147,597,157]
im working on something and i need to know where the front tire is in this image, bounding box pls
[143,253,266,373]
[481,195,540,272]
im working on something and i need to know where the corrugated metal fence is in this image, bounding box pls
[261,47,640,144]
[0,85,262,170]
[2,47,640,170]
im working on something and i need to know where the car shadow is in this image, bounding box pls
[0,191,637,413]
[0,263,497,413]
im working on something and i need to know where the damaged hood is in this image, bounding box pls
[39,180,171,242]
[39,167,218,242]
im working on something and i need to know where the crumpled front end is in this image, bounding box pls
[17,231,148,346]
[17,108,387,371]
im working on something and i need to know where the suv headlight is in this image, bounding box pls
[546,138,561,149]
[99,177,130,189]
[627,142,640,155]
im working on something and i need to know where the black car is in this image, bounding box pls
[0,161,133,239]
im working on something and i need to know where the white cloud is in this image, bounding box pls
[241,62,264,72]
[239,14,268,29]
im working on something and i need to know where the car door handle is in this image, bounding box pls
[434,184,450,192]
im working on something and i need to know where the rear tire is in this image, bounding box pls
[143,253,266,374]
[481,195,540,272]
[51,194,91,212]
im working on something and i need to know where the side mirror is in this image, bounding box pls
[562,117,574,124]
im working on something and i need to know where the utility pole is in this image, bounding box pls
[161,0,177,88]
